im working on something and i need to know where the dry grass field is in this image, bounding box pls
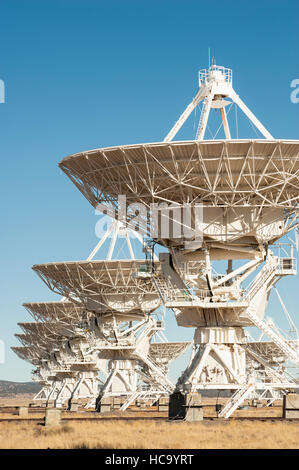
[0,398,298,449]
[0,394,36,407]
[0,418,298,449]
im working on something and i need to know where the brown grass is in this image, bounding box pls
[0,418,298,449]
[0,398,295,449]
[0,395,35,407]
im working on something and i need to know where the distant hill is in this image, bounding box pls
[0,380,41,397]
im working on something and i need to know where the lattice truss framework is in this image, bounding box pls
[59,140,299,210]
[11,346,45,365]
[149,342,190,371]
[14,318,99,381]
[18,321,73,344]
[23,301,84,324]
[32,260,161,313]
[247,340,299,365]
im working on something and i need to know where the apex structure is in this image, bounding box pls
[164,62,273,141]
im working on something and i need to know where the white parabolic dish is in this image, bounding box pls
[59,139,299,248]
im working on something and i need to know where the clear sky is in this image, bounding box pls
[0,0,298,382]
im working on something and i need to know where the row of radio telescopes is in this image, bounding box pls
[13,64,299,419]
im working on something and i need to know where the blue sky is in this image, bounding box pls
[0,0,298,382]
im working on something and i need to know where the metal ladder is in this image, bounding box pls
[152,276,169,303]
[244,308,299,364]
[218,383,255,419]
[245,257,278,302]
[153,274,192,305]
[195,99,207,139]
[243,253,299,364]
[137,350,175,392]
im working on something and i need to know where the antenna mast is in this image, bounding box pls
[164,62,273,141]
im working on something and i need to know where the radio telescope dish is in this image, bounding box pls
[23,301,84,323]
[11,346,43,364]
[149,341,191,363]
[18,321,74,339]
[32,260,161,314]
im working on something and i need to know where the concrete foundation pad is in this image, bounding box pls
[98,396,112,413]
[283,393,299,418]
[284,393,299,409]
[185,406,204,422]
[69,403,79,412]
[158,405,169,412]
[169,392,203,421]
[158,396,169,412]
[100,405,111,412]
[283,409,299,419]
[113,398,121,409]
[44,409,61,426]
[17,406,28,417]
